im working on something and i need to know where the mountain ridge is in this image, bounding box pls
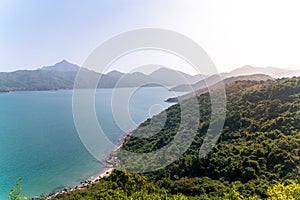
[1,61,299,93]
[0,61,205,92]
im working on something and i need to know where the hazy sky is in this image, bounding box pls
[1,0,300,73]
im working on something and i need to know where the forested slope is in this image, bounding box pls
[46,77,300,199]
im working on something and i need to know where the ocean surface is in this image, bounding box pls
[0,87,179,199]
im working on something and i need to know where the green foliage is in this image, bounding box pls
[267,182,300,200]
[221,182,300,200]
[9,178,28,200]
[38,171,190,200]
[40,77,300,199]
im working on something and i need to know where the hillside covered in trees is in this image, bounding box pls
[41,77,300,199]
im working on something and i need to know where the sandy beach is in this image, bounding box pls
[44,167,114,199]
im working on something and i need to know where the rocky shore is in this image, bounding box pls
[105,131,132,167]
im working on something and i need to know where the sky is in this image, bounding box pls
[0,0,300,74]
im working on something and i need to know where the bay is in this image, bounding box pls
[0,87,180,199]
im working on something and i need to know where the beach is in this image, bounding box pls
[44,168,114,199]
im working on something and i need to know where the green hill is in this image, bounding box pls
[41,77,300,199]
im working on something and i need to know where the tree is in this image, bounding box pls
[9,178,28,200]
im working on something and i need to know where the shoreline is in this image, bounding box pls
[41,132,132,199]
[43,168,114,199]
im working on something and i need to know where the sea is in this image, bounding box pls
[0,87,180,199]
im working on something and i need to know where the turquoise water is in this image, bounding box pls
[0,87,177,199]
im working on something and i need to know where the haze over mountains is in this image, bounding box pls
[169,65,299,92]
[0,60,299,92]
[229,65,300,78]
[166,74,274,102]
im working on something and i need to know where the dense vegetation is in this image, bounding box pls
[43,171,300,200]
[38,77,300,199]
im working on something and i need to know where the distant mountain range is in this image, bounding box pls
[0,61,299,92]
[0,60,204,92]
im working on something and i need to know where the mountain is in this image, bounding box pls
[111,68,206,88]
[1,62,297,93]
[148,68,205,86]
[106,70,125,79]
[0,61,100,92]
[41,60,80,72]
[0,61,205,92]
[0,70,75,91]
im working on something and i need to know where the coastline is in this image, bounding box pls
[42,131,132,199]
[43,168,114,199]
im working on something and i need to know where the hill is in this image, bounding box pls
[44,76,300,199]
